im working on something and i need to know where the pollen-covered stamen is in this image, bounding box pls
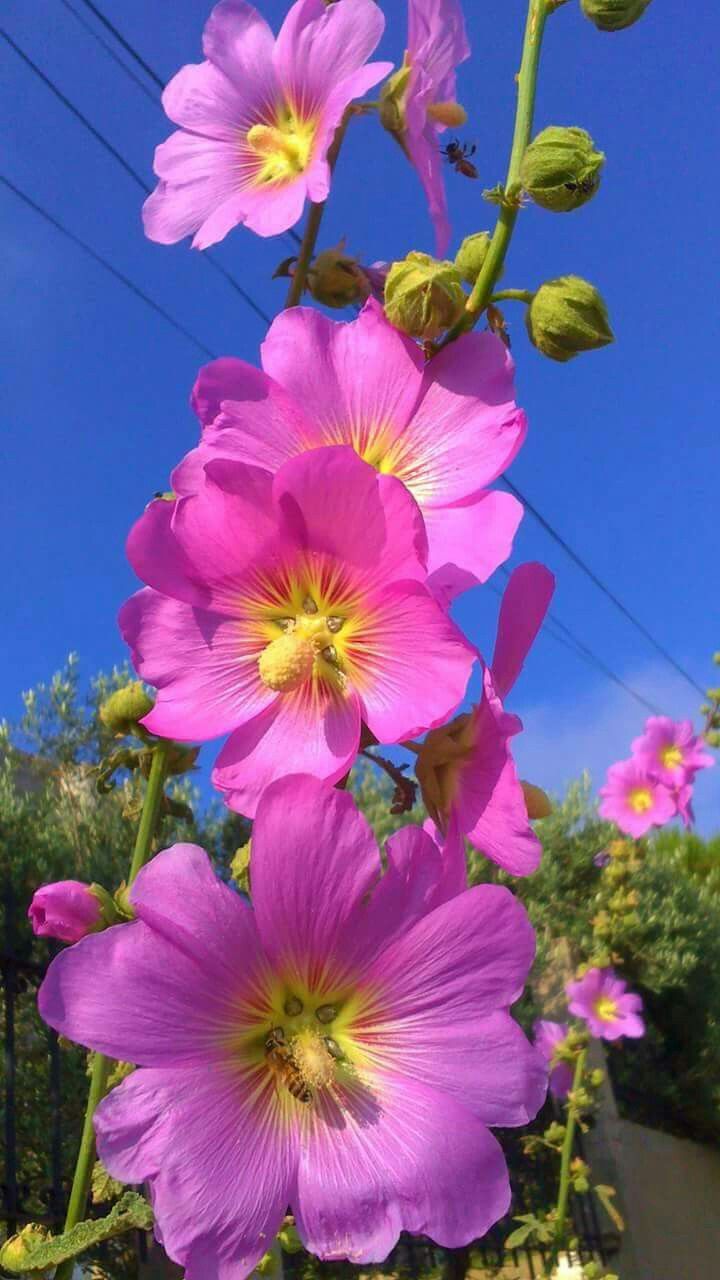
[258,607,349,694]
[290,1028,337,1091]
[426,100,468,127]
[246,115,315,184]
[258,633,315,693]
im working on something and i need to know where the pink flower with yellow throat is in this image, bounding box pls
[631,715,714,788]
[415,562,555,878]
[598,757,676,838]
[143,0,392,248]
[566,967,644,1042]
[121,446,475,818]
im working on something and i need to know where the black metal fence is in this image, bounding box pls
[2,879,613,1276]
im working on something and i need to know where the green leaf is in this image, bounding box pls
[594,1183,624,1232]
[91,1158,124,1204]
[504,1223,535,1249]
[5,1193,153,1273]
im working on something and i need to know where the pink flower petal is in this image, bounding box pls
[213,683,361,818]
[119,590,274,741]
[160,59,256,140]
[357,583,475,742]
[294,1072,510,1259]
[38,848,264,1065]
[491,562,555,700]
[95,1065,296,1278]
[250,774,381,986]
[274,0,386,109]
[202,0,276,96]
[425,490,524,606]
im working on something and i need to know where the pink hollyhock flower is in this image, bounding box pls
[39,775,546,1277]
[566,968,644,1042]
[533,1020,573,1100]
[175,301,526,605]
[598,757,677,838]
[28,881,105,944]
[631,715,714,788]
[380,0,470,254]
[416,562,555,877]
[121,446,475,817]
[143,0,392,248]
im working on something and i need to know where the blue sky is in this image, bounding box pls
[3,0,719,828]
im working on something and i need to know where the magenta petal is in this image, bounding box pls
[274,0,386,109]
[191,356,274,427]
[425,490,524,606]
[458,697,542,876]
[359,583,475,743]
[213,685,361,818]
[119,590,273,741]
[160,60,251,140]
[96,1066,297,1277]
[294,1073,509,1259]
[38,854,264,1066]
[250,774,382,985]
[351,824,458,960]
[491,562,555,700]
[202,0,276,91]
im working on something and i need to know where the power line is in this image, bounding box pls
[70,0,303,250]
[488,574,662,715]
[500,473,706,697]
[1,175,217,360]
[2,27,273,327]
[59,0,157,104]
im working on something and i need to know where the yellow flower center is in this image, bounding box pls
[660,744,683,769]
[426,100,468,127]
[627,787,653,814]
[289,1028,337,1091]
[594,996,618,1023]
[257,602,347,695]
[246,113,316,185]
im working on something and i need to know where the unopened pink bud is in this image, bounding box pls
[28,881,108,944]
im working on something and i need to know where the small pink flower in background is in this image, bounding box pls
[28,882,104,944]
[533,1020,573,1100]
[177,300,527,607]
[417,562,555,877]
[381,0,471,253]
[631,715,714,788]
[143,0,391,248]
[566,968,644,1042]
[39,776,546,1277]
[598,757,676,838]
[121,446,475,817]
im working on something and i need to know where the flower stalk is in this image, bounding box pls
[433,0,551,352]
[55,738,170,1280]
[549,1047,587,1273]
[284,109,354,308]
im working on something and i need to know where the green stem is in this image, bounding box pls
[56,739,170,1279]
[550,1048,587,1272]
[433,0,550,352]
[489,288,535,305]
[284,109,354,309]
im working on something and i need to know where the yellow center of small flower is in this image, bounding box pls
[257,604,347,695]
[627,787,653,813]
[660,744,683,769]
[426,100,468,127]
[594,996,618,1023]
[246,113,316,185]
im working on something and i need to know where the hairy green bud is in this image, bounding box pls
[521,126,605,212]
[99,682,154,736]
[526,276,614,362]
[384,252,466,340]
[454,231,492,285]
[306,241,371,309]
[581,0,653,31]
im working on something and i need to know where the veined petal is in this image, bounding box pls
[274,0,386,111]
[118,590,274,741]
[213,682,361,818]
[407,0,471,83]
[293,1072,509,1260]
[95,1065,297,1278]
[405,118,451,257]
[357,582,475,742]
[260,303,425,471]
[202,0,277,103]
[38,856,265,1066]
[160,59,255,140]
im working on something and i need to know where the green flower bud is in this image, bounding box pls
[306,241,371,309]
[521,126,605,212]
[255,1250,278,1276]
[526,276,614,362]
[231,840,251,892]
[99,682,154,737]
[581,0,653,31]
[0,1224,51,1275]
[89,883,121,928]
[454,231,492,285]
[384,252,466,340]
[379,58,412,135]
[277,1221,303,1254]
